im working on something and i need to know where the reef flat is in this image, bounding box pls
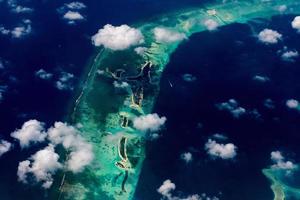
[59,0,300,200]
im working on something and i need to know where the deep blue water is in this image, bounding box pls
[134,16,300,200]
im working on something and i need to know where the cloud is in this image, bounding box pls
[258,29,282,44]
[47,122,94,173]
[11,5,33,14]
[0,140,12,157]
[203,19,219,31]
[65,2,86,10]
[157,179,176,198]
[55,71,74,90]
[182,74,197,82]
[264,98,275,109]
[281,50,299,62]
[92,24,144,50]
[133,113,166,132]
[292,16,300,32]
[216,99,246,118]
[270,151,295,171]
[212,133,228,140]
[157,179,220,200]
[181,152,193,163]
[286,99,299,109]
[134,47,148,55]
[253,75,270,82]
[277,5,287,13]
[153,27,186,43]
[17,144,62,189]
[205,139,237,159]
[113,81,129,89]
[11,119,47,148]
[0,26,10,35]
[11,19,32,38]
[35,69,53,80]
[63,11,84,23]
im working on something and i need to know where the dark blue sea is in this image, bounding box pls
[0,0,300,199]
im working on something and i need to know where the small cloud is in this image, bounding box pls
[11,119,47,148]
[35,69,53,80]
[277,5,287,13]
[153,27,186,43]
[253,75,270,82]
[0,140,12,157]
[203,19,219,31]
[286,99,299,110]
[11,5,33,13]
[205,139,237,159]
[92,24,144,50]
[134,46,148,55]
[157,179,220,200]
[216,99,246,118]
[17,144,62,189]
[258,29,282,44]
[55,71,74,91]
[280,49,299,62]
[292,16,300,32]
[64,2,86,10]
[264,98,275,109]
[11,19,32,38]
[182,73,197,82]
[0,26,10,35]
[113,81,129,89]
[63,11,84,24]
[133,113,166,132]
[212,133,228,140]
[157,179,176,198]
[180,152,193,163]
[270,151,296,171]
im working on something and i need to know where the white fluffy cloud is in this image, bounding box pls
[63,11,84,22]
[153,27,186,43]
[133,113,166,132]
[292,16,300,32]
[157,179,220,200]
[157,179,176,198]
[92,24,144,50]
[11,120,47,148]
[47,122,94,173]
[134,47,148,55]
[35,69,53,80]
[281,50,299,62]
[270,151,295,171]
[17,144,62,189]
[216,99,246,118]
[286,99,299,109]
[205,139,237,159]
[0,140,12,157]
[181,152,193,163]
[203,19,219,31]
[258,29,282,44]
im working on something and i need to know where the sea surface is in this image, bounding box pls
[1,0,300,200]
